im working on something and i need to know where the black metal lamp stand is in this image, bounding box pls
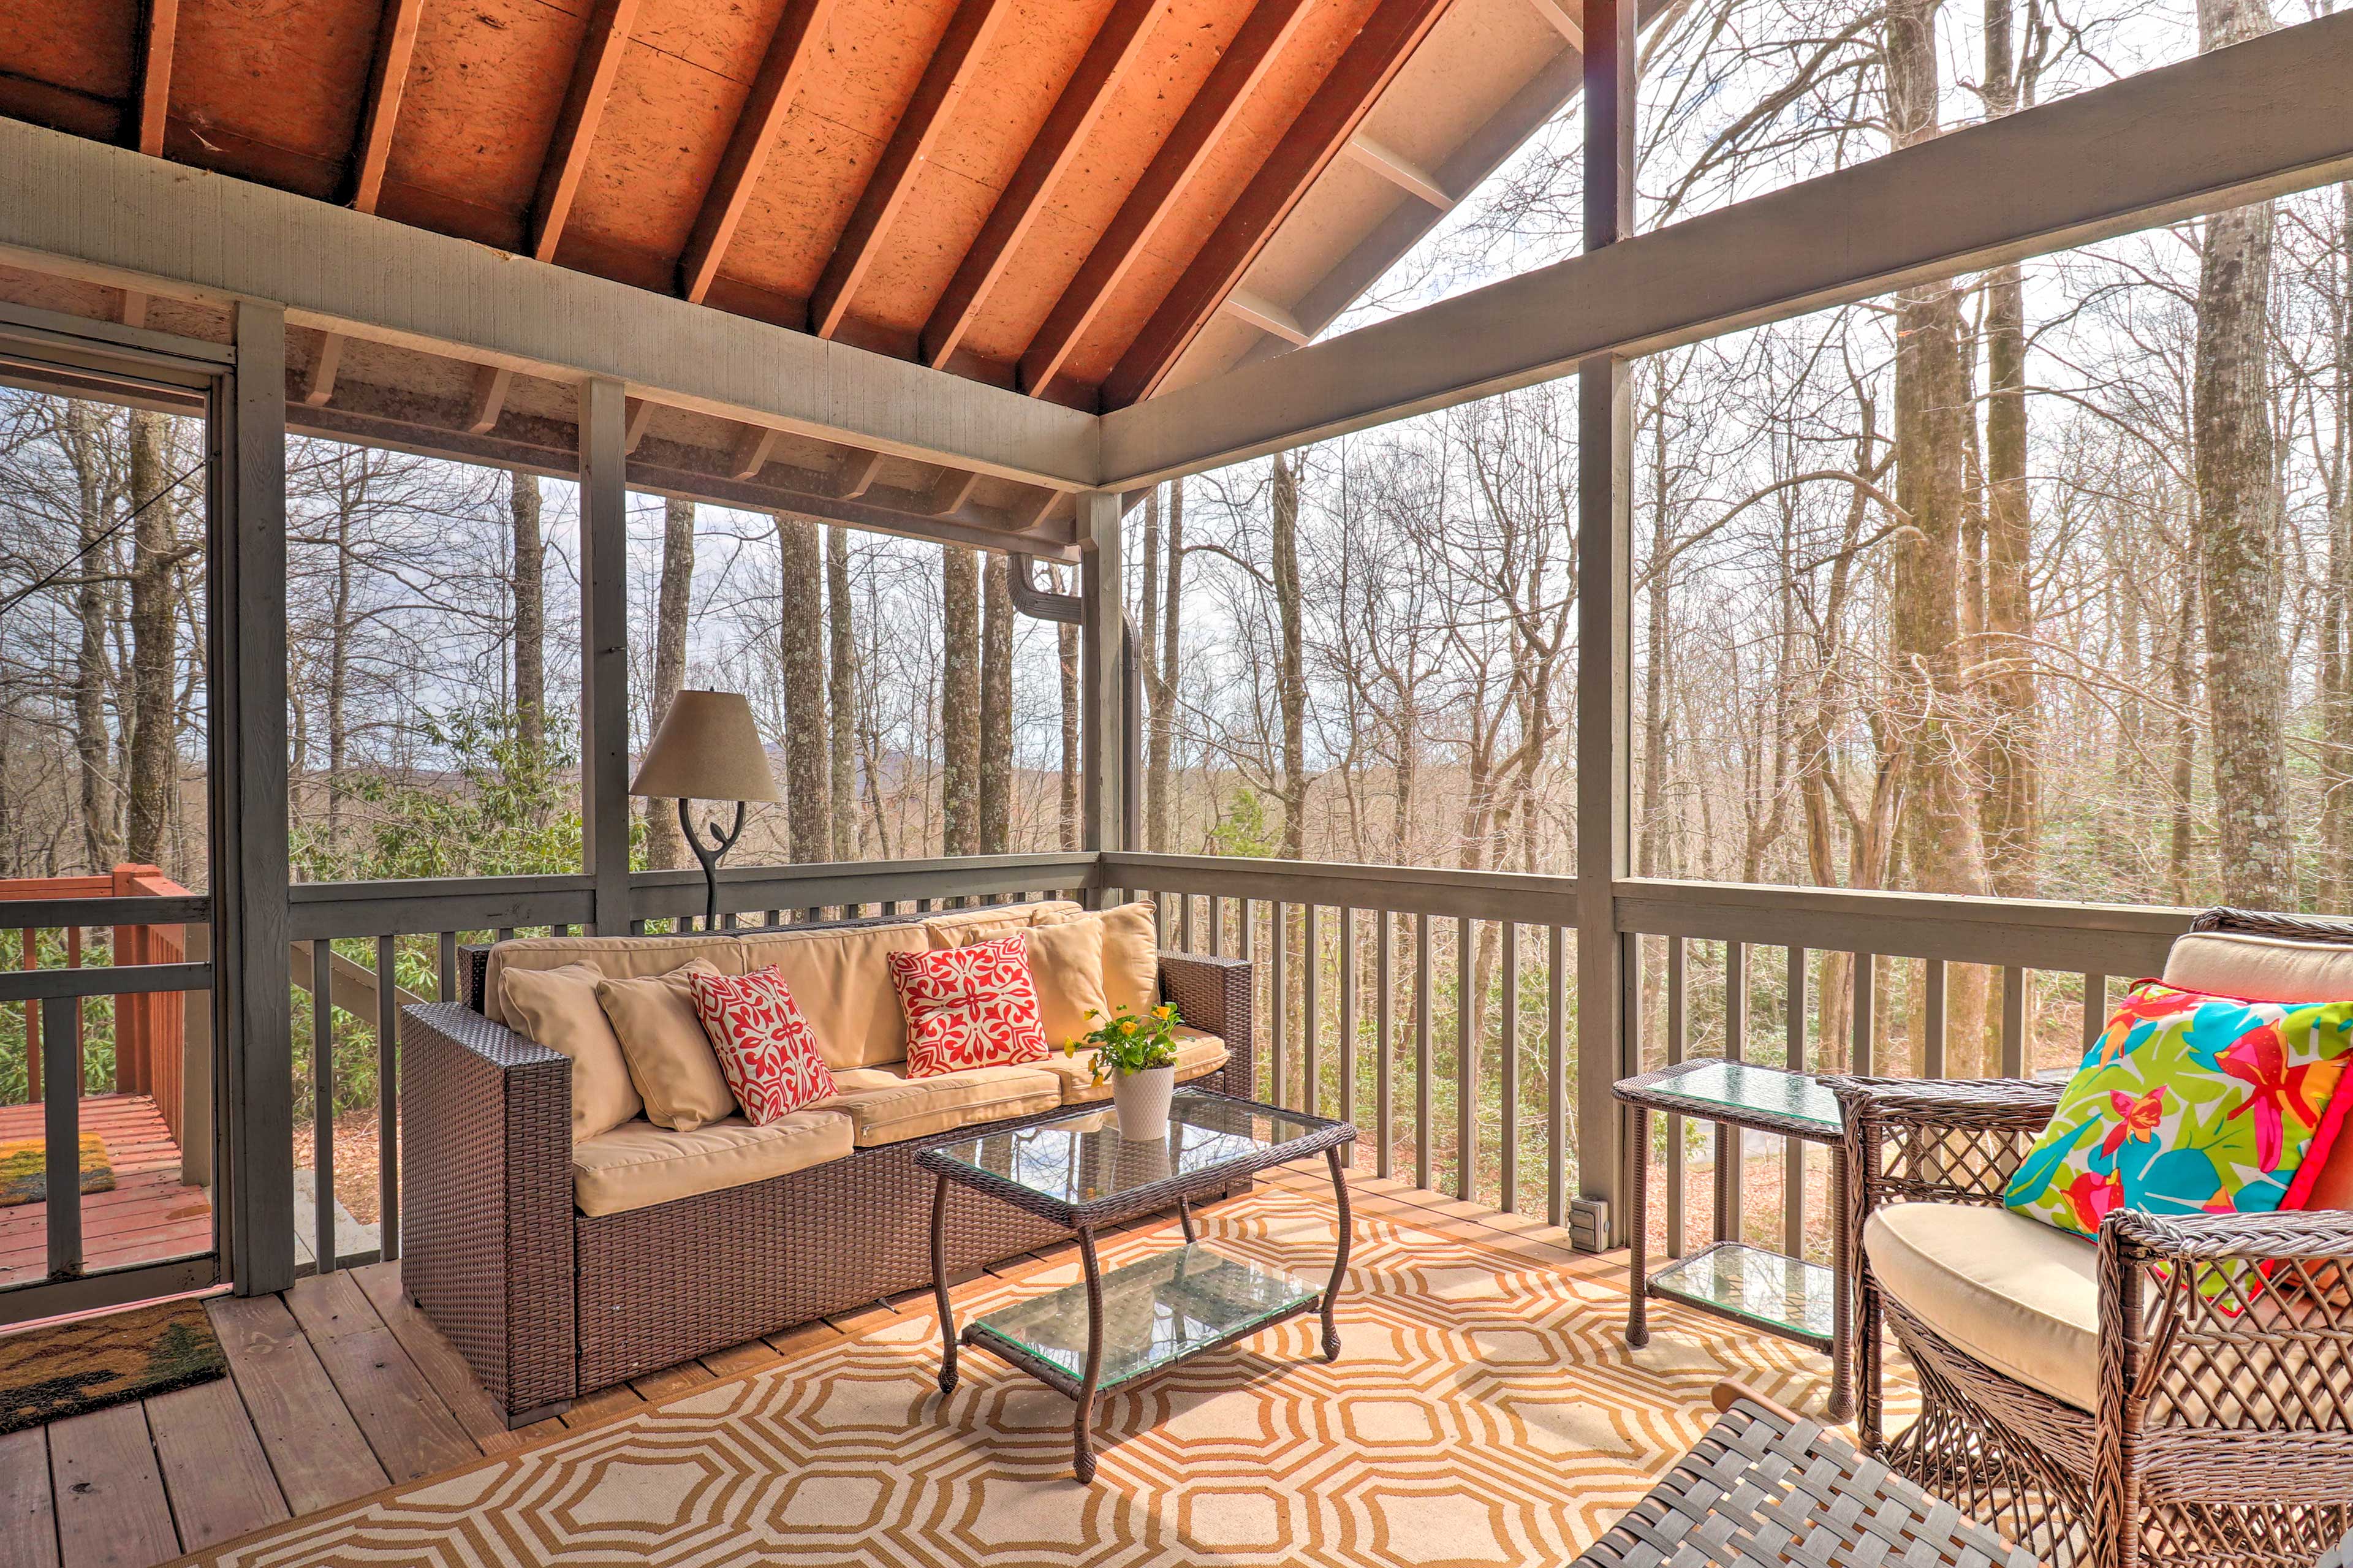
[679,797,746,930]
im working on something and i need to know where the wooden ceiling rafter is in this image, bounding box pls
[301,335,344,406]
[831,449,887,498]
[1102,0,1458,407]
[118,0,180,328]
[920,0,1172,369]
[677,0,838,305]
[1344,131,1452,209]
[349,0,425,214]
[1525,0,1583,47]
[729,422,781,479]
[923,468,983,517]
[1224,287,1309,344]
[528,0,645,264]
[810,0,1018,339]
[624,396,656,452]
[1017,0,1320,403]
[465,365,513,434]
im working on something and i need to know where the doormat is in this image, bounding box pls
[0,1132,115,1207]
[0,1298,226,1434]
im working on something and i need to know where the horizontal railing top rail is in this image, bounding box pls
[1100,851,1579,924]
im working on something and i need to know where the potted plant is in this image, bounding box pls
[1067,1003,1183,1139]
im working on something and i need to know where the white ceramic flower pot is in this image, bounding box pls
[1112,1066,1176,1140]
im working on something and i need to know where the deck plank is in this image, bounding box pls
[47,1404,178,1568]
[145,1375,288,1551]
[349,1263,535,1456]
[0,1427,60,1568]
[207,1295,389,1515]
[281,1274,476,1482]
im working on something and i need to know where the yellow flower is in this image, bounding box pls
[1154,1004,1178,1021]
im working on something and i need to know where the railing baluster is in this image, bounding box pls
[2083,973,2107,1054]
[1547,923,1567,1229]
[1924,959,1947,1079]
[496,926,515,944]
[1209,895,1225,958]
[1271,903,1289,1110]
[1376,909,1395,1181]
[1665,935,1686,1260]
[1854,953,1876,1075]
[1239,898,1255,964]
[42,994,78,1277]
[1303,903,1322,1115]
[377,934,401,1263]
[1415,913,1433,1190]
[313,937,336,1274]
[1180,893,1195,953]
[1718,940,1746,1244]
[1455,915,1475,1203]
[1784,944,1806,1260]
[1499,920,1519,1215]
[1338,907,1358,1130]
[2001,966,2028,1077]
[438,931,458,1002]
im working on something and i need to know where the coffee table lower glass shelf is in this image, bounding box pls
[964,1243,1321,1396]
[1645,1241,1837,1352]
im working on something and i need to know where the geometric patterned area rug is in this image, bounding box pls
[178,1186,1866,1567]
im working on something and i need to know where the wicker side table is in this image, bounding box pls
[1575,1384,2040,1567]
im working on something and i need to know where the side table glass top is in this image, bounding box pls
[926,1089,1335,1211]
[1641,1061,1843,1134]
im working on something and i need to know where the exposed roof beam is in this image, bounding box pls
[301,333,343,406]
[1018,0,1318,401]
[1098,8,2353,483]
[729,422,779,479]
[624,395,655,452]
[810,0,1015,339]
[924,469,983,517]
[1102,0,1455,408]
[677,0,836,304]
[465,364,513,434]
[527,0,643,263]
[832,448,886,498]
[349,0,425,213]
[135,0,179,157]
[920,0,1169,368]
[1223,288,1309,346]
[1343,131,1452,210]
[1525,0,1582,48]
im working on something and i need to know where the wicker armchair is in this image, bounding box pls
[1833,908,2353,1568]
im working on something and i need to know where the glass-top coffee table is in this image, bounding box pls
[915,1089,1357,1481]
[1613,1058,1854,1420]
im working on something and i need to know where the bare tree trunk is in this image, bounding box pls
[124,409,180,866]
[941,547,981,856]
[1272,452,1308,859]
[778,517,830,863]
[827,525,858,860]
[325,454,356,847]
[2191,0,2290,908]
[1056,564,1082,852]
[645,497,695,871]
[510,471,545,757]
[979,553,1012,854]
[65,402,118,872]
[2171,571,2201,904]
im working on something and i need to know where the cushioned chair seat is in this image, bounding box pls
[1863,1200,2101,1410]
[822,1062,1064,1146]
[570,1110,853,1217]
[1034,1026,1230,1105]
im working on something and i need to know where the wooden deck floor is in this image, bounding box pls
[0,1169,1705,1568]
[0,1096,210,1289]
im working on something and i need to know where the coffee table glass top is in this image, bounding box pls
[969,1242,1317,1392]
[1637,1061,1843,1133]
[924,1089,1341,1214]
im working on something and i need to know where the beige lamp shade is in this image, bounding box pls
[628,690,783,803]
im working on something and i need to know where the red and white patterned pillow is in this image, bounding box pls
[887,936,1051,1078]
[687,966,838,1124]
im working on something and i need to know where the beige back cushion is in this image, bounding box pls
[594,960,738,1132]
[737,922,933,1069]
[499,963,644,1140]
[1042,902,1159,1017]
[921,900,1085,949]
[2162,927,2353,1210]
[1020,918,1111,1049]
[484,935,745,1029]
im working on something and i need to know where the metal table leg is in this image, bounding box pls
[930,1173,958,1396]
[1828,1143,1853,1422]
[1073,1226,1104,1482]
[1322,1146,1351,1361]
[1626,1105,1650,1349]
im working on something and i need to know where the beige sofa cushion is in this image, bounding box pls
[499,963,646,1141]
[1025,919,1112,1048]
[1865,1200,2100,1410]
[1042,902,1159,1017]
[485,934,744,1029]
[569,1110,852,1218]
[595,961,737,1132]
[922,899,1085,949]
[822,1061,1062,1146]
[1038,1025,1230,1105]
[2164,930,2353,1004]
[737,923,933,1070]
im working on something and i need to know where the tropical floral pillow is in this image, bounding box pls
[2004,980,2353,1239]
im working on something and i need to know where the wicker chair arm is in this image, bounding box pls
[1826,1074,2063,1131]
[2106,1206,2353,1264]
[1158,950,1259,1102]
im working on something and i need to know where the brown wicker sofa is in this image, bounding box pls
[397,900,1256,1426]
[1833,907,2353,1568]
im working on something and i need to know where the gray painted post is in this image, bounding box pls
[1573,0,1637,1250]
[219,299,295,1296]
[1080,491,1124,876]
[580,377,632,934]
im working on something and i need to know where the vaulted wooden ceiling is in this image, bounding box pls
[0,0,1584,421]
